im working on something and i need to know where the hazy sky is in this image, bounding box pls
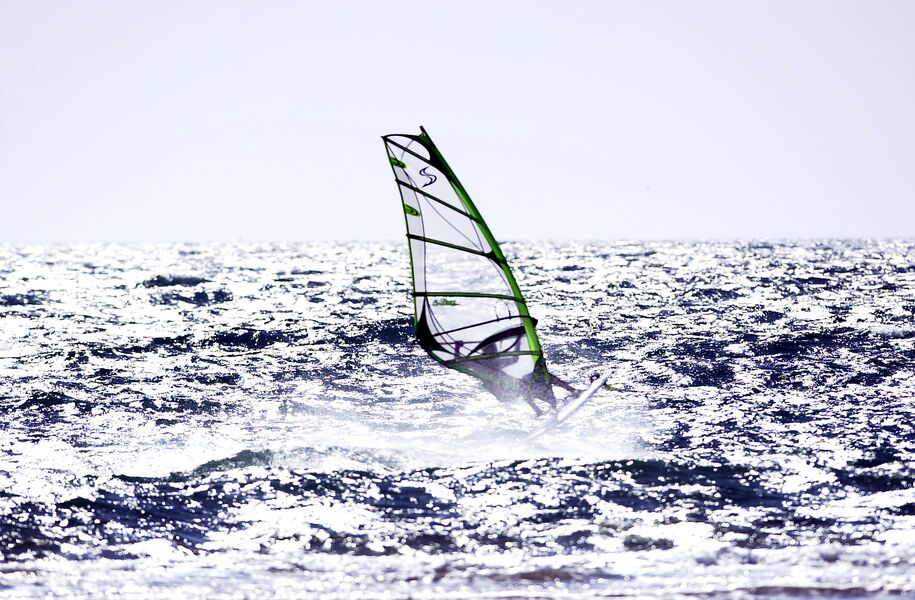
[1,0,913,242]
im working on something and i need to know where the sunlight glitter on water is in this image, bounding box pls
[1,240,914,598]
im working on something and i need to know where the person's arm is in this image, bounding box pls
[551,375,579,394]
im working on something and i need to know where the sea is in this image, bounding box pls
[1,240,913,599]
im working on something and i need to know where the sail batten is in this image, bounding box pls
[406,234,497,259]
[413,292,523,302]
[383,126,554,401]
[385,137,432,161]
[398,183,483,222]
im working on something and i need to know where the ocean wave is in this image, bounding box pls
[141,275,210,288]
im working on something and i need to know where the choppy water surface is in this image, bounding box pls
[1,241,914,598]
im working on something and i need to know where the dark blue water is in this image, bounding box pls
[1,241,913,597]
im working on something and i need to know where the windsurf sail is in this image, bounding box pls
[382,126,566,412]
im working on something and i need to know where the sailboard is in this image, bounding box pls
[524,372,613,440]
[381,126,599,418]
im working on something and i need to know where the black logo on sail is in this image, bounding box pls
[419,167,437,188]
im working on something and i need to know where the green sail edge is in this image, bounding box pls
[414,126,549,386]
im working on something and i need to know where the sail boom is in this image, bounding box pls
[444,351,540,366]
[430,315,535,338]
